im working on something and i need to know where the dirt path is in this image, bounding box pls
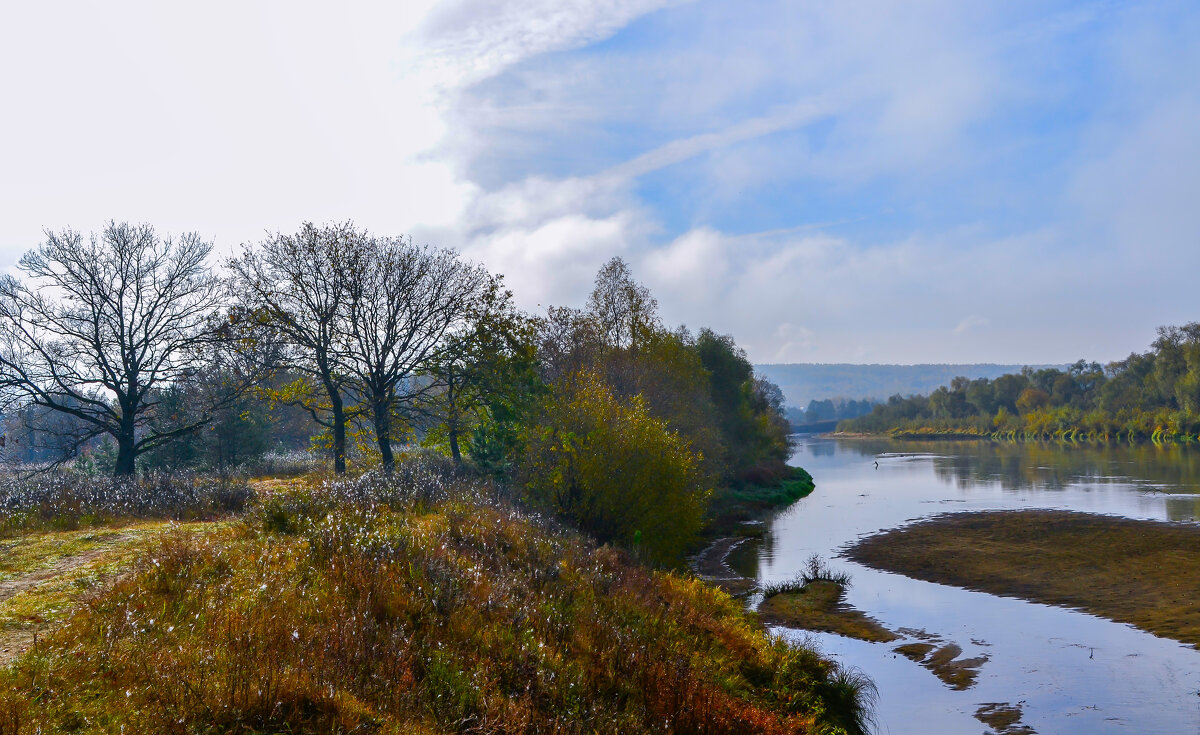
[0,533,137,667]
[0,534,133,604]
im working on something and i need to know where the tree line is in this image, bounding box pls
[0,222,792,561]
[789,398,876,427]
[840,324,1200,442]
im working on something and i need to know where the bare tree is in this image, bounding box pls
[587,256,660,350]
[228,222,358,473]
[0,222,240,475]
[341,235,491,472]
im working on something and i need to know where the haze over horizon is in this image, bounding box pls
[3,1,1197,365]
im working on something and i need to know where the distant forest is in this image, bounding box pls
[754,363,1054,407]
[784,399,876,428]
[840,324,1200,442]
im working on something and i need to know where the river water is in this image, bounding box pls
[729,436,1200,734]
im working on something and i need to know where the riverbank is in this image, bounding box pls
[846,509,1200,648]
[836,426,1200,444]
[705,465,815,537]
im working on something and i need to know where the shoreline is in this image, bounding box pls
[823,429,1200,445]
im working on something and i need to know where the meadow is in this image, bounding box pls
[0,457,874,734]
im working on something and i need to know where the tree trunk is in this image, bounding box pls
[448,425,462,464]
[446,377,462,464]
[114,432,137,476]
[330,391,347,475]
[374,400,394,473]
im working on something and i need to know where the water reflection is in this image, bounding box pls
[831,437,1200,500]
[743,436,1200,734]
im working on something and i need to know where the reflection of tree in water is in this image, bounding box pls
[806,439,838,457]
[818,438,895,459]
[725,504,798,581]
[726,536,762,580]
[891,440,1200,493]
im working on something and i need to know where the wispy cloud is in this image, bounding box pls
[1,1,1197,365]
[954,316,991,337]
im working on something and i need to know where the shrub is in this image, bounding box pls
[521,371,710,565]
[762,555,853,598]
[0,472,253,537]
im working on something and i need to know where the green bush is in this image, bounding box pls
[521,371,710,565]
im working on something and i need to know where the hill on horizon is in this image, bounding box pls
[756,363,1065,408]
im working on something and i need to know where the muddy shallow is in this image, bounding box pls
[730,437,1200,734]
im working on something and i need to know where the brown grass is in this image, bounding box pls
[847,509,1200,648]
[0,472,876,734]
[758,580,898,643]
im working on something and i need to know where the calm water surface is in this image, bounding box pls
[731,437,1200,734]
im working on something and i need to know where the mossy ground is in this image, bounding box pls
[848,509,1200,648]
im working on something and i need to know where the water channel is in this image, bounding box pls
[729,436,1200,734]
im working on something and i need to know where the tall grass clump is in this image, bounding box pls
[235,449,328,478]
[0,460,875,734]
[0,472,252,538]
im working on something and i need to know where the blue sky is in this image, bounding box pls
[2,1,1198,363]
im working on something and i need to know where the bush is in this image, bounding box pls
[521,371,710,566]
[0,472,253,537]
[245,450,501,536]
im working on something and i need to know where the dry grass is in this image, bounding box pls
[758,580,897,643]
[0,473,251,538]
[848,509,1200,648]
[0,522,228,668]
[0,467,875,734]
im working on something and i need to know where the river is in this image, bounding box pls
[729,436,1200,734]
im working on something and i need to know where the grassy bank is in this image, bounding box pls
[885,426,1200,444]
[707,466,815,537]
[847,509,1200,648]
[0,467,874,734]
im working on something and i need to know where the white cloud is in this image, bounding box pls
[954,315,990,336]
[415,0,688,89]
[643,227,728,293]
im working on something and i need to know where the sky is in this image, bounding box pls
[1,1,1198,365]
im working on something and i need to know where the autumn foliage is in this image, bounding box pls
[0,466,868,734]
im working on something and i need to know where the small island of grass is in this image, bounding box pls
[847,509,1200,648]
[757,556,897,643]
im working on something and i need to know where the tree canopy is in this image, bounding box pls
[0,223,261,474]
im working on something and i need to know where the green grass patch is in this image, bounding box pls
[707,466,815,536]
[759,559,896,644]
